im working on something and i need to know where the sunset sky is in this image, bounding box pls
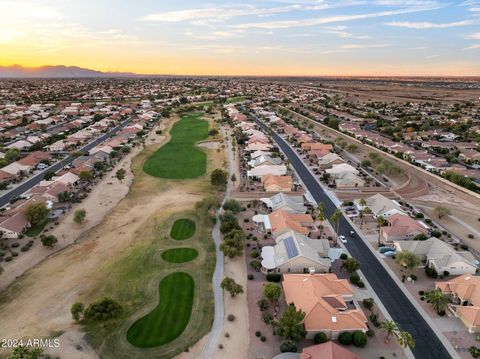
[1,0,480,76]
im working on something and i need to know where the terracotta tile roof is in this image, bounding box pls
[283,274,368,332]
[268,209,313,236]
[300,342,361,359]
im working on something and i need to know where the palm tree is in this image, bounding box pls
[425,288,449,315]
[377,215,386,246]
[316,203,326,239]
[330,209,342,246]
[380,320,400,344]
[396,331,415,359]
[358,197,367,224]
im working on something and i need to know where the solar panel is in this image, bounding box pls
[284,236,299,259]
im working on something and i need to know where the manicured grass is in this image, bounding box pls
[170,219,196,240]
[126,272,195,348]
[143,113,209,179]
[161,248,198,263]
[24,221,47,237]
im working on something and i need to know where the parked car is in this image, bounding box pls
[339,235,347,244]
[379,246,396,254]
[349,231,356,237]
[384,251,396,257]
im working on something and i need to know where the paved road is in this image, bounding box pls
[253,116,452,359]
[0,117,132,208]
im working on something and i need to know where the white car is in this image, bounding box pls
[339,235,347,244]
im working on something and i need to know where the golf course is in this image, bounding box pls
[127,272,195,348]
[143,112,209,179]
[170,218,196,240]
[161,248,199,263]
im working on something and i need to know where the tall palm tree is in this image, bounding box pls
[377,215,386,246]
[396,331,415,359]
[316,203,326,239]
[380,320,400,344]
[330,209,342,246]
[425,288,449,315]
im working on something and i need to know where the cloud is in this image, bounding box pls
[385,19,476,28]
[232,6,439,29]
[467,32,480,39]
[463,44,480,49]
[340,43,391,48]
[139,5,300,22]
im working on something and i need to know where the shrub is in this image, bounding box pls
[255,331,261,337]
[251,250,260,258]
[225,332,230,338]
[222,199,242,213]
[218,344,224,349]
[410,274,417,281]
[369,313,380,327]
[366,329,374,337]
[431,230,442,238]
[419,290,425,296]
[425,266,438,278]
[461,244,469,250]
[260,336,266,342]
[280,340,297,353]
[250,260,261,271]
[468,234,475,239]
[4,256,13,262]
[257,297,270,311]
[227,314,235,322]
[350,273,360,285]
[357,281,365,288]
[247,274,254,280]
[314,332,329,344]
[353,331,368,347]
[470,346,480,358]
[262,312,273,325]
[11,242,19,248]
[340,253,348,260]
[443,271,450,276]
[266,273,282,282]
[362,298,374,311]
[415,213,424,219]
[339,332,353,345]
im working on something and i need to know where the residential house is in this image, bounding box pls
[261,174,293,192]
[381,213,429,242]
[437,274,480,333]
[395,238,477,275]
[247,165,287,178]
[261,231,331,273]
[282,274,368,339]
[325,163,358,178]
[267,209,314,238]
[298,342,361,359]
[260,193,306,213]
[248,154,283,168]
[335,172,365,189]
[355,193,405,219]
[317,153,345,170]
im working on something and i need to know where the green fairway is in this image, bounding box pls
[170,218,196,240]
[126,272,195,348]
[143,113,209,179]
[161,248,198,263]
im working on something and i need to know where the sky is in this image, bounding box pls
[0,0,479,76]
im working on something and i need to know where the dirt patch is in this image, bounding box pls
[198,141,220,150]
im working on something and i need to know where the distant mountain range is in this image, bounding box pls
[0,65,139,78]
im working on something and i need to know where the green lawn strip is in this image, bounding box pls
[126,272,194,347]
[24,221,48,237]
[161,248,198,263]
[170,218,196,240]
[143,113,209,179]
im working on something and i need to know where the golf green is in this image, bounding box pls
[161,248,198,263]
[143,113,209,179]
[126,272,194,348]
[170,218,196,240]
